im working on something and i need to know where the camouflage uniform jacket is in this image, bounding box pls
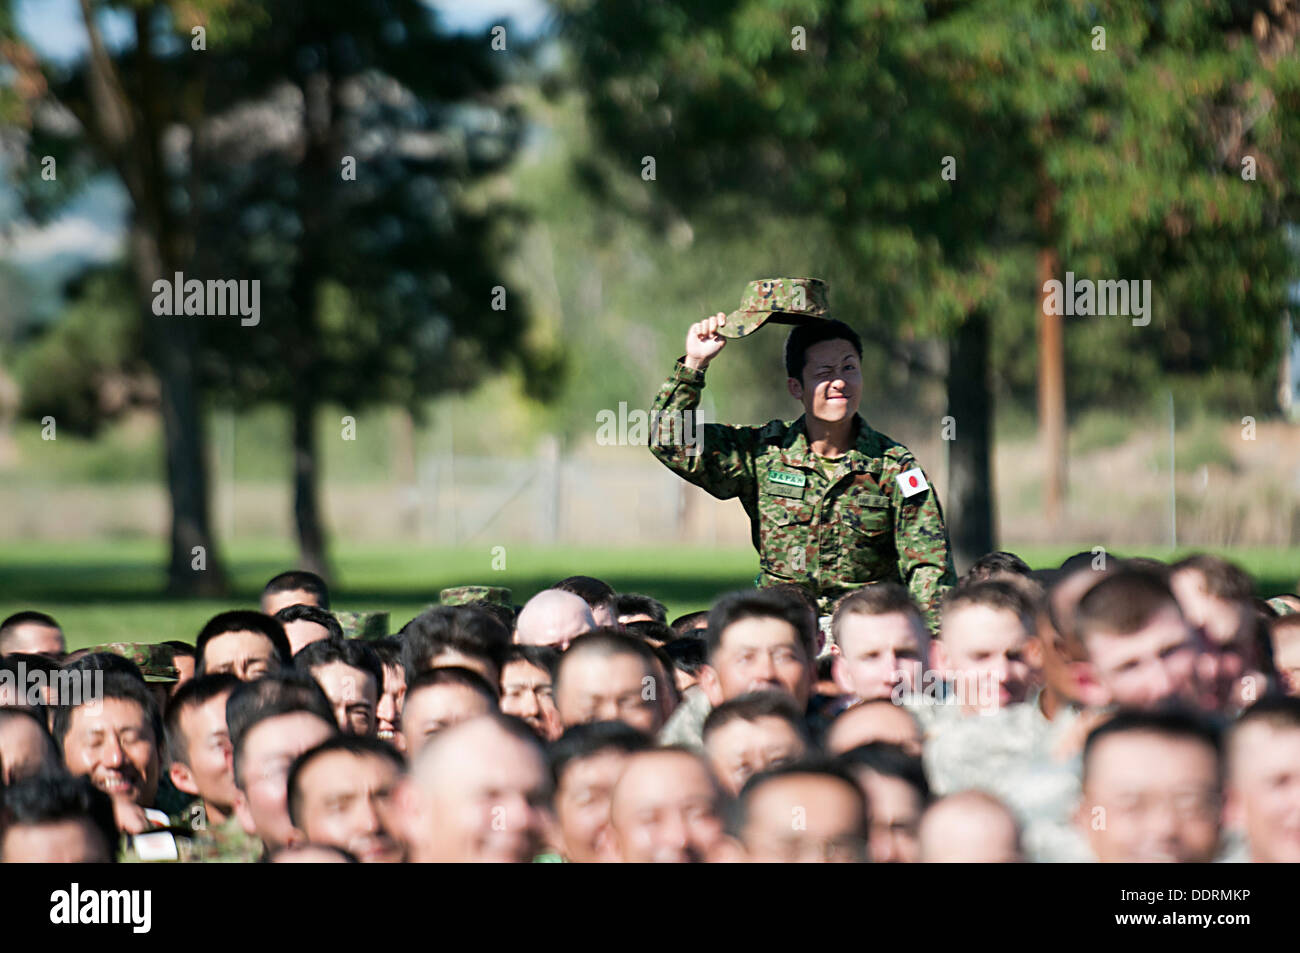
[650,359,957,626]
[181,814,264,863]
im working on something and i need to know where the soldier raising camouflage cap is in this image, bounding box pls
[441,586,513,606]
[90,642,179,683]
[717,277,831,339]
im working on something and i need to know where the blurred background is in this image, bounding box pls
[3,0,1300,643]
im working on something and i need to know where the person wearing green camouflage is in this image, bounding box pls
[650,278,956,629]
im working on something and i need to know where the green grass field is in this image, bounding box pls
[1,539,1297,649]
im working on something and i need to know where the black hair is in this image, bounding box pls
[1073,569,1183,645]
[293,638,384,698]
[727,758,867,841]
[286,734,404,828]
[162,640,196,659]
[1082,707,1222,786]
[1,652,62,714]
[400,606,510,684]
[0,708,60,780]
[262,571,331,609]
[404,666,500,708]
[51,671,163,760]
[834,742,931,802]
[669,610,709,637]
[274,604,345,641]
[662,635,708,676]
[0,774,118,862]
[503,644,561,681]
[783,319,863,382]
[615,593,668,624]
[225,672,336,789]
[195,610,293,675]
[547,720,652,788]
[964,551,1032,582]
[61,651,145,684]
[706,589,817,661]
[163,673,242,768]
[369,637,405,671]
[554,630,662,696]
[554,575,617,611]
[702,690,810,746]
[0,611,61,654]
[622,620,676,647]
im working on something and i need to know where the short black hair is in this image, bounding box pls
[0,774,118,863]
[0,708,60,779]
[0,611,61,654]
[547,721,652,788]
[400,606,510,684]
[964,551,1032,582]
[555,630,662,697]
[195,610,293,676]
[707,589,817,661]
[274,604,345,640]
[226,672,336,789]
[286,734,404,829]
[554,575,617,611]
[262,571,331,609]
[162,640,196,659]
[502,644,560,681]
[615,593,667,624]
[728,758,867,841]
[293,638,384,698]
[662,635,708,676]
[703,690,810,746]
[784,319,863,381]
[1073,569,1183,645]
[61,651,145,684]
[834,742,931,802]
[1082,707,1222,787]
[404,666,500,708]
[52,671,163,758]
[164,673,242,768]
[369,637,405,672]
[622,619,675,647]
[1,652,62,714]
[669,610,709,637]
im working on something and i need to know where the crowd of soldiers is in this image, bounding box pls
[1,552,1298,864]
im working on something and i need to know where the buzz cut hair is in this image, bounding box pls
[262,570,331,609]
[0,611,61,654]
[1082,707,1222,788]
[784,319,863,382]
[1073,569,1184,647]
[702,690,810,747]
[554,629,661,696]
[940,578,1038,639]
[1227,695,1300,777]
[831,583,926,648]
[274,604,345,641]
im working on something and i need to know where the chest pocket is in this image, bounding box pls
[840,488,891,536]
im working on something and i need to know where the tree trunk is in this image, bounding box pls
[291,396,331,580]
[946,308,994,571]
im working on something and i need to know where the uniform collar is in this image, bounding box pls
[781,414,876,471]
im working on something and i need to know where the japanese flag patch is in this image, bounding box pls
[897,467,928,498]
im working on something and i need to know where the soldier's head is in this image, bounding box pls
[1225,695,1300,863]
[195,610,293,682]
[831,583,929,702]
[514,590,597,651]
[54,671,163,811]
[260,570,330,616]
[402,605,511,685]
[934,580,1038,712]
[0,611,65,658]
[919,791,1023,863]
[163,641,196,695]
[400,667,498,757]
[400,713,552,863]
[370,638,407,746]
[549,721,652,863]
[1032,563,1116,708]
[1078,708,1222,863]
[724,760,869,863]
[1169,555,1262,711]
[555,630,668,736]
[553,575,619,629]
[834,742,929,863]
[702,590,817,711]
[274,604,343,657]
[603,747,725,863]
[294,637,383,736]
[616,593,668,626]
[0,774,117,863]
[784,320,863,425]
[825,698,922,756]
[500,644,562,741]
[1270,615,1300,697]
[227,672,338,851]
[1074,570,1198,710]
[164,673,242,821]
[964,550,1032,584]
[286,734,405,863]
[702,690,810,796]
[0,707,60,784]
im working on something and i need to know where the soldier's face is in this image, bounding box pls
[294,750,403,863]
[201,630,282,681]
[1,622,65,657]
[311,662,379,736]
[1080,732,1220,863]
[1226,722,1300,863]
[1,819,112,863]
[833,611,927,701]
[1084,606,1198,710]
[936,605,1034,711]
[740,775,868,863]
[704,714,807,796]
[850,768,922,863]
[606,752,724,863]
[705,617,814,709]
[377,663,406,745]
[63,698,160,808]
[1274,629,1300,696]
[556,651,664,735]
[1171,570,1257,709]
[825,701,922,756]
[400,684,494,756]
[788,339,861,423]
[500,659,562,740]
[235,711,335,850]
[174,690,238,814]
[283,619,331,656]
[554,748,629,863]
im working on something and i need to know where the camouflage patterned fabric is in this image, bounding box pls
[440,586,512,606]
[336,611,389,641]
[180,814,264,863]
[650,360,957,629]
[719,277,830,339]
[91,642,178,683]
[1267,596,1299,617]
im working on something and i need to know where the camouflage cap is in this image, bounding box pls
[336,611,390,642]
[91,642,178,683]
[1267,596,1299,617]
[440,586,513,606]
[718,277,830,339]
